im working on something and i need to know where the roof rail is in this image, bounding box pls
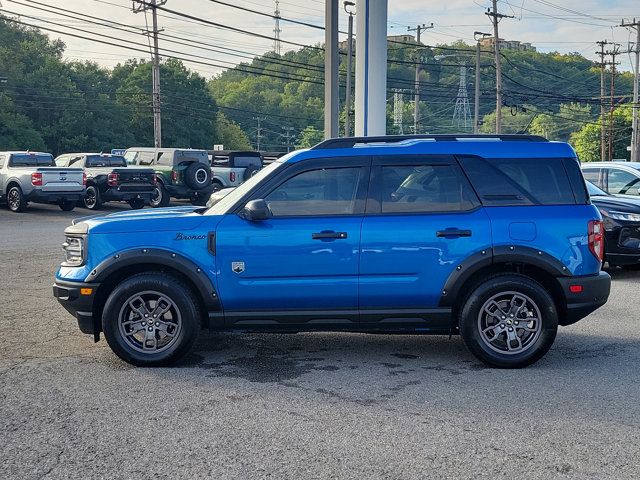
[311,134,549,150]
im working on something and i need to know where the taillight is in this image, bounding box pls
[588,220,604,262]
[230,171,236,182]
[31,172,42,187]
[152,173,158,185]
[171,170,178,182]
[82,173,87,186]
[107,172,119,187]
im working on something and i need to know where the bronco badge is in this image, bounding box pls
[231,261,245,274]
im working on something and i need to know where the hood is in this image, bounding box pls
[75,206,209,234]
[591,195,640,213]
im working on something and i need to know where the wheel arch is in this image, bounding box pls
[89,249,220,333]
[5,179,22,193]
[439,247,569,325]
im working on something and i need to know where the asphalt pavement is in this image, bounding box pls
[1,202,639,479]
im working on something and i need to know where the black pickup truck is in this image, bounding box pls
[55,153,156,210]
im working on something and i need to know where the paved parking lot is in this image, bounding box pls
[1,203,640,479]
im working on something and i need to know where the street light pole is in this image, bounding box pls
[474,32,491,134]
[344,1,355,137]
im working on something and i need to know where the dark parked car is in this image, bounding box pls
[55,153,156,210]
[586,180,640,269]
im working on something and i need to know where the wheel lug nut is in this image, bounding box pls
[148,327,153,331]
[514,321,519,325]
[508,327,514,332]
[500,324,505,328]
[510,314,514,318]
[501,316,506,320]
[144,314,149,318]
[155,322,160,327]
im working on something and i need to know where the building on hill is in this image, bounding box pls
[479,37,536,52]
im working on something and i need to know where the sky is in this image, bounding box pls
[1,0,638,77]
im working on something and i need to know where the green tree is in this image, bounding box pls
[297,126,324,148]
[0,94,46,150]
[529,103,593,141]
[215,112,251,149]
[480,106,535,134]
[570,106,632,162]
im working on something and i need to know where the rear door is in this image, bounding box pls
[214,157,370,326]
[359,155,492,328]
[604,167,640,197]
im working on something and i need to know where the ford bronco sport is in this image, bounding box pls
[53,135,611,368]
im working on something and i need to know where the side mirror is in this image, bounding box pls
[240,199,272,221]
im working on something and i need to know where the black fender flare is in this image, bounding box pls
[438,245,570,308]
[86,247,219,310]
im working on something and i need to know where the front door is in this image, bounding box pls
[359,156,492,328]
[215,157,370,326]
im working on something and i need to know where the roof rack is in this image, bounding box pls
[311,134,548,150]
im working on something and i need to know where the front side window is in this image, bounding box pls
[582,168,601,187]
[380,165,478,213]
[607,169,640,195]
[265,167,362,217]
[124,151,138,165]
[137,151,156,166]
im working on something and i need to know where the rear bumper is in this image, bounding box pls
[166,184,214,199]
[557,271,611,326]
[27,189,84,204]
[53,280,100,336]
[102,188,153,203]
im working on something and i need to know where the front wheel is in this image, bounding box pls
[59,201,76,212]
[101,273,201,366]
[83,185,102,210]
[459,274,558,368]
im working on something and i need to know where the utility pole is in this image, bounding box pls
[254,117,265,151]
[474,32,491,133]
[486,1,513,134]
[133,0,166,148]
[282,126,295,152]
[596,40,610,162]
[343,1,355,137]
[606,44,621,161]
[407,22,433,134]
[325,0,339,139]
[622,19,640,162]
[273,0,281,55]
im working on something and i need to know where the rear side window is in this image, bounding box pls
[137,151,155,166]
[175,151,208,165]
[85,155,127,167]
[606,168,640,196]
[459,157,576,206]
[9,153,54,167]
[380,165,479,213]
[582,168,601,186]
[124,151,138,165]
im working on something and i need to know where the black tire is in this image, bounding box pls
[459,274,558,368]
[150,182,170,208]
[243,165,260,181]
[128,198,145,210]
[59,201,76,212]
[83,185,102,210]
[101,272,201,367]
[183,162,211,190]
[211,180,223,193]
[190,194,209,206]
[7,185,27,212]
[621,263,640,271]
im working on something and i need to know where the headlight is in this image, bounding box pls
[62,236,85,266]
[603,210,640,222]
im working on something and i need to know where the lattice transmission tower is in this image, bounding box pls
[273,0,282,55]
[452,65,472,130]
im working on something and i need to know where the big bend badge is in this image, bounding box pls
[231,261,245,274]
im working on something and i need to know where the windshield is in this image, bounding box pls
[585,180,608,197]
[205,160,285,215]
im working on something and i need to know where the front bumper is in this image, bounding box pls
[27,189,84,205]
[53,280,100,337]
[557,271,611,326]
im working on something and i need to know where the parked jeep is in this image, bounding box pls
[55,153,156,210]
[0,151,85,212]
[208,150,263,191]
[54,135,610,368]
[123,148,213,207]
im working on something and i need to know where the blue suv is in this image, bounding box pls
[53,135,611,368]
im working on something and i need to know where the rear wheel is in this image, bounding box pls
[83,185,102,210]
[459,274,558,368]
[7,186,26,212]
[150,182,170,208]
[101,273,200,366]
[59,201,76,212]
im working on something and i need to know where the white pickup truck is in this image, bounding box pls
[0,151,85,212]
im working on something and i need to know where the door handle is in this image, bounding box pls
[312,231,348,240]
[436,229,472,238]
